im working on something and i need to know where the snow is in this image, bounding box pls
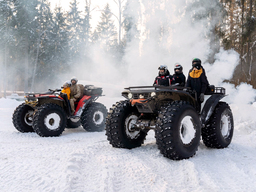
[1,94,256,192]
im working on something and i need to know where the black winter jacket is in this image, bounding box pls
[154,75,174,86]
[173,73,186,86]
[186,67,209,97]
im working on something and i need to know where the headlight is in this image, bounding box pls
[128,93,133,99]
[151,92,156,97]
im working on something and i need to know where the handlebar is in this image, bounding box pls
[48,89,61,93]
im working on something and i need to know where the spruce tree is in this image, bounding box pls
[94,3,118,51]
[67,0,84,64]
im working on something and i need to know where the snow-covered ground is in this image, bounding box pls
[1,93,256,192]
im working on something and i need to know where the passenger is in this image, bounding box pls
[186,58,209,112]
[61,81,71,100]
[70,77,82,115]
[153,65,174,86]
[173,63,186,87]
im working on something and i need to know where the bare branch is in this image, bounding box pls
[113,0,118,5]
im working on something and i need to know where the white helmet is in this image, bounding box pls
[63,80,71,87]
[71,77,78,84]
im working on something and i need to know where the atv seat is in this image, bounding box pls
[74,96,83,104]
[74,99,80,105]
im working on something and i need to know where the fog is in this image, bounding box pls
[68,0,255,105]
[1,0,256,105]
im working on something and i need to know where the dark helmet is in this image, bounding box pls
[174,63,183,74]
[158,65,169,76]
[192,58,201,70]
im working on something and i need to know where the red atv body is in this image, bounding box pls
[12,85,107,137]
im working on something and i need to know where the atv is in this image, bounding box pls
[105,85,234,160]
[12,85,107,137]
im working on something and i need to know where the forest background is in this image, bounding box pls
[0,0,255,95]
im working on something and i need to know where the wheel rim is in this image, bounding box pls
[221,110,232,139]
[24,110,34,126]
[93,111,104,125]
[179,116,196,145]
[44,113,61,130]
[69,117,80,123]
[125,115,140,139]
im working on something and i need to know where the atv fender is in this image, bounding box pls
[74,95,92,117]
[200,94,225,126]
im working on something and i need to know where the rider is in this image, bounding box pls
[70,77,82,115]
[173,63,186,86]
[186,58,209,112]
[61,81,71,100]
[153,65,174,86]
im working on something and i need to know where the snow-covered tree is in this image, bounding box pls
[67,0,84,64]
[51,6,70,71]
[0,0,15,96]
[93,4,118,51]
[122,0,140,44]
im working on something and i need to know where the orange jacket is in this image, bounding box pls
[61,87,71,100]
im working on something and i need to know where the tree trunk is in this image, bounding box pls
[4,40,8,98]
[31,37,41,92]
[247,0,253,83]
[24,39,29,93]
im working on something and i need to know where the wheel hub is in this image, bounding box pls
[44,113,61,130]
[49,118,54,126]
[179,116,196,145]
[24,110,34,126]
[125,115,140,139]
[93,111,104,125]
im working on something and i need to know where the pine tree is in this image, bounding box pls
[123,0,140,44]
[94,3,118,51]
[12,0,41,92]
[31,0,54,91]
[51,6,70,72]
[0,0,15,96]
[67,0,84,64]
[79,0,93,62]
[82,0,92,47]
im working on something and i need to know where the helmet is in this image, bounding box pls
[158,65,168,70]
[63,81,71,87]
[174,63,183,74]
[192,58,201,65]
[71,77,78,84]
[192,58,201,70]
[158,65,168,76]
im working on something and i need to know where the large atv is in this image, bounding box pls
[105,85,234,160]
[12,85,107,137]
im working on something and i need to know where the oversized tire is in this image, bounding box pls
[155,101,201,160]
[66,118,81,128]
[202,102,234,148]
[32,103,67,137]
[81,102,107,132]
[12,103,35,133]
[105,100,147,149]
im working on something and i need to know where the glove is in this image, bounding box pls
[199,93,204,102]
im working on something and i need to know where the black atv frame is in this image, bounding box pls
[122,85,225,125]
[12,86,107,137]
[106,85,234,160]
